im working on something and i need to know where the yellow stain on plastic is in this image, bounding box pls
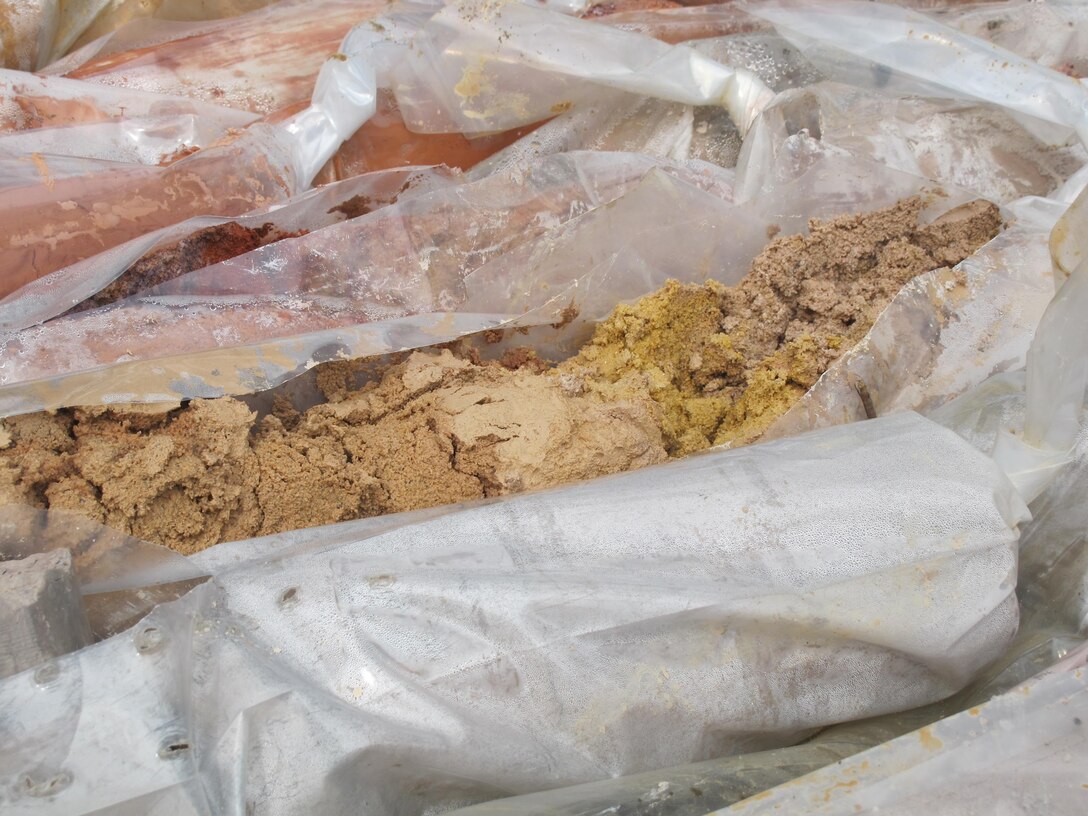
[918,727,943,751]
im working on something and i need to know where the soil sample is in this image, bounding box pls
[0,196,1001,553]
[561,196,1002,454]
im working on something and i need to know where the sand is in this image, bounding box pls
[0,196,1001,552]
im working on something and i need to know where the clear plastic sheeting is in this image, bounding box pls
[0,150,742,415]
[0,113,241,165]
[0,164,459,332]
[0,412,1029,814]
[749,0,1088,146]
[391,0,775,135]
[738,81,1087,204]
[0,148,1000,418]
[0,504,208,640]
[720,642,1088,815]
[935,1,1088,79]
[47,0,384,116]
[0,68,260,132]
[449,375,1088,816]
[0,0,59,71]
[763,174,1062,442]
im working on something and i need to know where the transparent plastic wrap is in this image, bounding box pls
[0,164,459,332]
[0,0,58,71]
[471,33,821,178]
[0,123,298,299]
[50,0,284,65]
[0,113,246,165]
[760,169,1062,443]
[447,261,1088,816]
[391,0,775,135]
[719,641,1088,815]
[0,148,1000,418]
[589,3,768,45]
[0,0,386,297]
[0,411,1030,814]
[0,150,745,415]
[0,68,260,132]
[749,0,1088,147]
[312,90,539,184]
[737,81,1087,205]
[0,504,208,640]
[48,0,383,116]
[935,1,1088,79]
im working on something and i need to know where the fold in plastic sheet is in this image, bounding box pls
[737,81,1087,204]
[0,504,208,640]
[45,0,384,115]
[0,412,1029,814]
[763,177,1062,443]
[470,33,822,178]
[721,641,1088,815]
[0,146,994,418]
[0,150,744,415]
[0,68,261,132]
[0,0,58,71]
[391,0,775,135]
[934,1,1088,78]
[589,4,768,45]
[48,0,285,68]
[0,113,243,165]
[0,164,460,332]
[0,123,297,299]
[749,0,1088,146]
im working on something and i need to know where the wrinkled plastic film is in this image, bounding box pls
[392,0,774,135]
[750,0,1088,148]
[0,413,1029,814]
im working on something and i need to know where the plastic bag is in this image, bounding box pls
[0,0,390,297]
[390,0,774,135]
[737,81,1087,204]
[0,410,1029,814]
[720,640,1088,815]
[49,0,284,65]
[0,164,459,332]
[48,0,382,115]
[0,0,58,71]
[471,33,821,178]
[934,1,1088,79]
[749,0,1088,147]
[0,68,260,132]
[0,151,742,415]
[0,113,245,165]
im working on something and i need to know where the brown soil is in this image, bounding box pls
[0,197,1001,553]
[561,196,1002,453]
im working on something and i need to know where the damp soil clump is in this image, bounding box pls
[0,196,1002,553]
[560,196,1002,454]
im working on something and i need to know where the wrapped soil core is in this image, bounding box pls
[0,197,1001,553]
